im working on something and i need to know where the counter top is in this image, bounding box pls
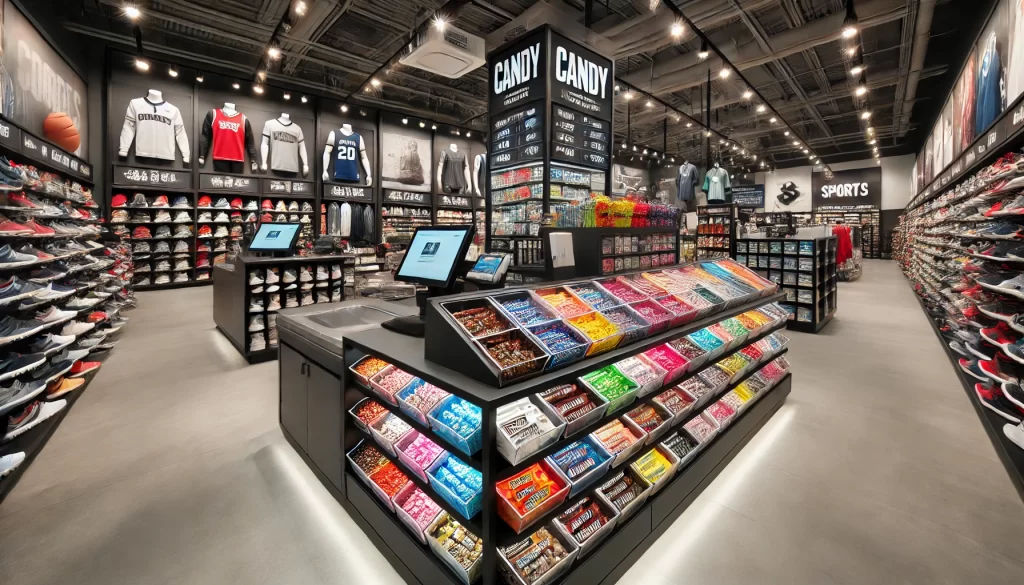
[231,253,356,266]
[277,297,417,361]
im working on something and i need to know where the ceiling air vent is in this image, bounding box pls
[399,25,485,79]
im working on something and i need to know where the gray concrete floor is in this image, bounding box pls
[1,260,1023,584]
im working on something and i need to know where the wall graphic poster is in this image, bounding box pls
[381,132,431,193]
[975,1,1009,137]
[1008,0,1024,106]
[611,164,645,195]
[957,51,978,155]
[1,2,88,157]
[811,167,882,210]
[942,98,954,170]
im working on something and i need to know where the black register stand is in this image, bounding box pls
[276,262,792,585]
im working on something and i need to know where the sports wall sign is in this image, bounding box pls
[811,167,881,209]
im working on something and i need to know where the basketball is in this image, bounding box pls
[43,112,80,153]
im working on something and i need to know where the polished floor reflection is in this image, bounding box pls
[1,261,1022,585]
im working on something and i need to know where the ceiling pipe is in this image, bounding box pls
[621,0,907,94]
[894,0,936,136]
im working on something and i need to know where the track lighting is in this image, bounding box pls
[643,149,648,155]
[134,58,149,71]
[742,90,753,99]
[861,111,871,119]
[769,117,777,123]
[614,85,620,92]
[466,131,471,137]
[847,47,857,57]
[686,122,692,127]
[850,65,864,76]
[670,22,684,38]
[792,140,799,146]
[123,4,141,20]
[784,130,790,136]
[698,40,709,60]
[419,121,425,128]
[802,148,808,153]
[402,118,408,124]
[300,96,307,103]
[867,126,874,133]
[645,100,653,108]
[868,139,876,144]
[295,1,307,16]
[704,130,712,137]
[842,0,859,38]
[370,78,381,88]
[433,14,449,32]
[624,90,634,100]
[431,124,437,130]
[167,67,178,78]
[257,70,266,81]
[855,84,868,96]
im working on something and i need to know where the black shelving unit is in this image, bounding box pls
[281,262,792,585]
[736,236,837,333]
[696,204,737,260]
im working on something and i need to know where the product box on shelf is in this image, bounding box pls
[395,430,447,483]
[566,311,623,356]
[497,523,579,585]
[591,416,647,467]
[545,437,613,498]
[496,459,571,534]
[396,378,451,427]
[536,383,608,438]
[496,396,565,466]
[580,365,639,415]
[625,401,674,446]
[595,467,652,522]
[525,321,590,369]
[428,395,483,457]
[392,482,443,545]
[613,355,666,398]
[630,443,679,495]
[427,452,483,519]
[427,513,483,585]
[369,412,414,457]
[551,492,620,558]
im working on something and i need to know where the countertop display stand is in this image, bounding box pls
[736,236,837,333]
[277,264,792,585]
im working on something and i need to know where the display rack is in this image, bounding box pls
[736,236,837,333]
[0,115,128,504]
[696,204,737,260]
[281,258,794,585]
[813,208,880,259]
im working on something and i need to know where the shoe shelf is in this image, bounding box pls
[285,261,792,585]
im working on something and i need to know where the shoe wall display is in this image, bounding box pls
[0,155,128,505]
[899,149,1024,493]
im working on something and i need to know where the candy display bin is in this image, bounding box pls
[525,321,590,369]
[490,290,560,328]
[369,412,414,457]
[497,522,579,585]
[397,378,450,428]
[297,260,792,585]
[633,443,680,495]
[440,297,517,339]
[566,311,624,356]
[350,355,389,387]
[599,304,651,346]
[349,397,388,433]
[626,401,674,446]
[368,365,406,406]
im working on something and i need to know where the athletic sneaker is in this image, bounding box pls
[3,399,66,442]
[249,270,264,285]
[198,195,212,208]
[154,225,171,239]
[980,322,1020,349]
[69,360,101,377]
[36,306,75,324]
[331,264,342,279]
[197,225,212,238]
[0,277,46,306]
[267,295,281,311]
[173,240,190,253]
[316,266,328,280]
[61,321,94,336]
[978,273,1024,300]
[265,268,280,284]
[213,212,229,223]
[301,295,314,306]
[212,198,229,209]
[959,357,990,381]
[0,452,25,478]
[0,214,33,236]
[299,267,313,282]
[285,293,298,308]
[250,333,266,351]
[979,356,1018,384]
[152,195,169,207]
[300,282,314,291]
[976,222,1024,239]
[230,198,242,209]
[249,315,265,332]
[265,284,279,293]
[112,194,128,208]
[130,193,148,207]
[250,298,263,312]
[29,333,75,355]
[173,211,191,223]
[244,200,258,211]
[172,196,190,208]
[213,226,228,238]
[0,381,47,416]
[0,353,46,382]
[275,200,287,212]
[198,211,213,223]
[261,199,273,211]
[268,326,278,347]
[45,376,83,399]
[975,383,1024,423]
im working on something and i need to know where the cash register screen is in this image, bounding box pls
[248,223,302,252]
[395,227,473,288]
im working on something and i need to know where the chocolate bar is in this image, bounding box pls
[567,457,596,479]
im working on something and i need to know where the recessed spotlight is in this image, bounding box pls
[704,130,712,137]
[868,139,876,145]
[624,91,634,100]
[256,70,266,82]
[134,58,149,71]
[433,14,448,31]
[855,85,868,96]
[232,82,240,89]
[633,145,638,151]
[698,40,709,60]
[861,111,871,119]
[621,143,627,149]
[769,117,777,123]
[466,131,471,137]
[370,78,381,88]
[719,139,725,144]
[645,100,653,108]
[614,85,620,91]
[123,5,141,20]
[283,93,291,100]
[431,124,437,130]
[847,47,857,56]
[802,148,808,153]
[686,122,692,127]
[792,141,799,146]
[167,67,178,78]
[742,90,753,99]
[300,96,308,103]
[419,121,425,128]
[867,126,875,133]
[842,26,858,39]
[784,130,790,136]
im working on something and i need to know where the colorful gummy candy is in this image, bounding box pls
[557,496,608,544]
[593,419,641,455]
[401,432,445,470]
[353,399,388,425]
[631,448,672,484]
[539,384,598,423]
[568,283,619,310]
[434,397,482,439]
[720,318,750,339]
[688,329,724,353]
[540,290,591,318]
[708,323,735,345]
[735,312,763,331]
[551,440,605,480]
[642,345,688,373]
[568,311,619,341]
[354,356,389,379]
[626,403,666,434]
[399,486,442,531]
[499,296,555,326]
[599,470,644,510]
[501,527,570,584]
[717,354,750,377]
[530,322,584,353]
[582,366,636,402]
[630,300,673,324]
[452,306,512,337]
[375,368,415,398]
[433,514,483,570]
[599,279,648,303]
[369,461,409,498]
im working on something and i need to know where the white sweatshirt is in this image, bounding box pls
[119,97,191,161]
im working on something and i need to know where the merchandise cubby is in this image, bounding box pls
[736,236,837,333]
[696,204,737,260]
[280,258,794,585]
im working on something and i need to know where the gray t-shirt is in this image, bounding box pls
[262,118,305,173]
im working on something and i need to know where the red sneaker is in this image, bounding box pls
[198,225,212,238]
[979,356,1017,384]
[68,360,101,377]
[230,198,243,209]
[21,219,55,237]
[7,192,38,209]
[986,201,1007,217]
[0,214,33,235]
[86,311,107,323]
[198,195,212,208]
[261,199,273,210]
[152,195,169,207]
[112,193,128,207]
[981,322,1019,349]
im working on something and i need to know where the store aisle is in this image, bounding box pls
[622,260,1024,584]
[0,263,1022,585]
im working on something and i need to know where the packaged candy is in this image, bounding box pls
[431,454,483,509]
[705,400,737,426]
[501,527,571,584]
[720,317,750,340]
[497,463,558,509]
[598,470,645,512]
[698,364,731,392]
[687,329,724,354]
[568,283,620,310]
[398,485,443,532]
[568,311,620,342]
[556,496,609,545]
[625,403,667,435]
[451,305,512,337]
[653,387,696,418]
[581,366,637,412]
[721,390,746,411]
[667,337,708,365]
[622,274,665,296]
[629,300,674,328]
[349,442,389,476]
[592,419,642,458]
[550,439,607,483]
[432,513,483,571]
[479,331,546,380]
[399,432,446,471]
[677,375,713,403]
[630,448,672,485]
[398,378,451,422]
[732,384,756,403]
[642,344,688,380]
[352,398,388,426]
[369,461,409,499]
[539,289,591,318]
[529,321,588,367]
[352,356,390,381]
[614,356,659,389]
[662,432,699,461]
[499,294,558,327]
[598,278,648,303]
[539,383,601,433]
[373,413,413,444]
[683,414,717,443]
[373,368,416,402]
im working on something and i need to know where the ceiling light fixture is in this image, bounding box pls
[842,0,859,38]
[742,90,753,99]
[123,4,141,20]
[719,67,731,79]
[370,78,381,88]
[802,148,808,153]
[402,118,408,124]
[769,117,777,123]
[671,22,684,38]
[756,104,766,113]
[267,47,281,59]
[431,124,437,130]
[704,130,712,137]
[340,105,348,112]
[433,14,448,32]
[419,121,425,128]
[167,67,178,78]
[855,84,868,96]
[300,96,307,103]
[850,64,865,76]
[295,1,308,16]
[784,130,790,136]
[698,40,709,60]
[134,58,149,71]
[196,75,204,82]
[868,139,876,145]
[624,90,634,100]
[253,85,264,94]
[466,132,471,137]
[867,126,875,133]
[686,122,692,127]
[283,93,291,100]
[861,111,871,119]
[643,148,649,155]
[232,82,240,89]
[645,100,653,108]
[792,140,799,146]
[257,70,266,82]
[614,85,620,92]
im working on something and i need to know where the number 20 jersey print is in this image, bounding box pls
[333,130,362,182]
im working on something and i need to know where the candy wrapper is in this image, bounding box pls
[596,468,650,521]
[537,383,606,437]
[597,278,649,303]
[546,437,611,497]
[628,300,674,333]
[396,378,451,427]
[395,431,446,481]
[428,453,483,519]
[496,397,563,465]
[705,399,737,427]
[498,525,577,585]
[653,386,697,424]
[347,440,390,485]
[369,412,413,456]
[428,513,484,584]
[591,417,646,466]
[567,282,621,311]
[567,312,622,355]
[625,402,672,444]
[599,304,651,345]
[683,413,719,444]
[698,364,732,394]
[662,431,700,464]
[553,495,619,555]
[497,292,560,327]
[349,397,388,432]
[496,460,569,533]
[537,288,591,318]
[580,366,638,414]
[687,329,726,360]
[614,355,664,397]
[370,366,415,405]
[630,446,675,489]
[527,321,589,368]
[477,329,549,385]
[642,344,689,383]
[448,301,514,338]
[654,295,699,327]
[667,337,709,371]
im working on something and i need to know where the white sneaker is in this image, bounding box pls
[268,327,278,346]
[266,268,280,284]
[61,321,95,336]
[0,451,25,478]
[267,295,281,311]
[251,285,264,294]
[316,267,328,280]
[331,265,342,279]
[250,333,266,351]
[301,296,314,306]
[1005,423,1024,451]
[283,269,297,283]
[249,316,265,332]
[249,270,264,285]
[249,300,263,312]
[4,399,66,442]
[299,267,313,282]
[285,294,298,308]
[301,283,314,291]
[213,226,229,238]
[265,285,280,293]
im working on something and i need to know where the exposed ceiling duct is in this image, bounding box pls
[894,0,937,137]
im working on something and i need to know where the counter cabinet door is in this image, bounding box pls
[306,361,343,491]
[279,344,309,451]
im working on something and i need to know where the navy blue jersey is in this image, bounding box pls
[333,131,362,182]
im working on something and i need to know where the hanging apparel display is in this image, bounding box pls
[118,97,190,161]
[200,109,257,162]
[363,204,374,243]
[340,202,352,238]
[350,203,364,241]
[832,223,853,265]
[333,130,363,182]
[976,32,1002,136]
[262,118,306,173]
[438,148,468,193]
[702,166,731,202]
[474,153,487,197]
[676,162,699,204]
